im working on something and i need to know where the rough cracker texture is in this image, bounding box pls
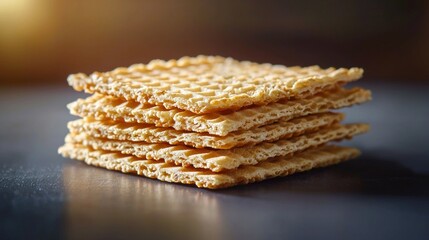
[58,144,360,189]
[67,113,343,149]
[67,55,363,114]
[66,123,368,172]
[68,87,371,136]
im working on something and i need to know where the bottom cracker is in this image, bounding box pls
[58,144,360,189]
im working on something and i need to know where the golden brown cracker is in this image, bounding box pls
[66,123,368,172]
[67,113,343,149]
[58,144,360,189]
[68,56,363,114]
[68,87,370,136]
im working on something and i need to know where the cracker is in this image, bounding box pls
[68,87,370,136]
[67,112,343,149]
[58,144,360,189]
[68,56,363,114]
[66,123,368,172]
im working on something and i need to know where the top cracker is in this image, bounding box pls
[68,55,363,114]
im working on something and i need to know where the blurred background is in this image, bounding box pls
[0,0,428,86]
[2,2,429,240]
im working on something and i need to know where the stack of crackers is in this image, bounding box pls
[59,56,371,189]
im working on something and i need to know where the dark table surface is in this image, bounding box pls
[1,81,429,240]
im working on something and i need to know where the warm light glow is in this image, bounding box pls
[0,0,55,63]
[0,0,35,13]
[0,0,38,32]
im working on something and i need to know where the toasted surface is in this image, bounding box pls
[65,123,368,172]
[58,144,360,189]
[67,113,343,149]
[67,56,363,114]
[68,87,371,136]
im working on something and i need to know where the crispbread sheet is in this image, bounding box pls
[68,87,371,136]
[66,123,368,172]
[58,144,360,189]
[68,56,363,114]
[68,113,343,149]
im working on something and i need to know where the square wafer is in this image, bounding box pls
[68,56,363,114]
[65,123,368,172]
[58,144,360,189]
[68,87,371,136]
[67,112,344,149]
